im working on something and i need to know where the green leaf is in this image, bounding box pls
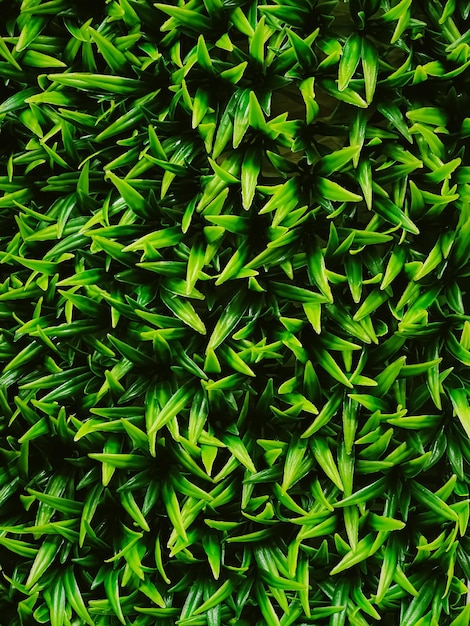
[344,255,363,304]
[233,88,251,148]
[338,33,362,91]
[26,537,61,589]
[161,288,206,335]
[312,348,353,388]
[255,583,281,626]
[222,434,256,473]
[208,157,240,184]
[321,78,368,108]
[317,146,360,178]
[330,533,375,575]
[297,515,337,541]
[249,16,266,65]
[47,72,143,94]
[406,106,448,126]
[342,396,359,456]
[0,88,37,113]
[377,102,413,142]
[147,381,194,436]
[310,438,344,490]
[88,453,148,470]
[162,482,188,542]
[272,281,328,304]
[381,245,407,289]
[374,196,419,234]
[299,77,320,124]
[105,171,147,215]
[104,569,126,625]
[26,489,82,515]
[206,292,247,352]
[120,490,150,532]
[125,226,183,252]
[448,387,470,439]
[192,87,210,129]
[317,177,362,202]
[16,16,47,52]
[400,578,436,625]
[22,50,66,68]
[301,392,343,438]
[353,289,388,321]
[409,480,459,522]
[248,90,267,131]
[334,477,388,508]
[241,146,261,210]
[0,536,38,558]
[156,3,212,31]
[376,536,399,602]
[281,437,308,492]
[47,578,66,626]
[0,37,22,69]
[361,38,378,103]
[88,26,128,72]
[381,0,412,21]
[193,580,233,615]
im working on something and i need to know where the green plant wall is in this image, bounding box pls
[0,0,470,624]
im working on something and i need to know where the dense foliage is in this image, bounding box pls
[0,0,470,624]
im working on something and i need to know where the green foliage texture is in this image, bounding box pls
[0,0,470,624]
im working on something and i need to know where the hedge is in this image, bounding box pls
[0,0,469,624]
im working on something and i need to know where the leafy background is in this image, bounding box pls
[0,0,470,624]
